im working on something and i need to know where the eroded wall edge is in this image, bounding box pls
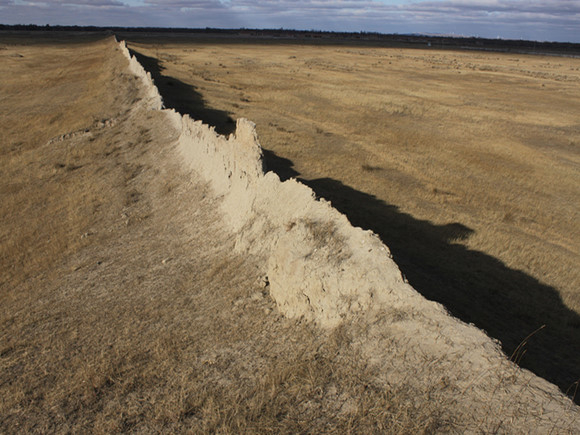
[118,40,164,111]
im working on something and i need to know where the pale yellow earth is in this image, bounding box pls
[1,32,579,433]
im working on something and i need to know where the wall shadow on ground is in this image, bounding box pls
[263,150,580,402]
[262,149,299,182]
[129,49,237,136]
[128,50,579,402]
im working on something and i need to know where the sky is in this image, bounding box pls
[1,0,579,43]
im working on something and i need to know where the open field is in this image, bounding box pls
[125,35,580,395]
[1,32,579,432]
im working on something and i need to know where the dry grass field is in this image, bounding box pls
[0,33,478,433]
[1,32,579,432]
[124,36,580,397]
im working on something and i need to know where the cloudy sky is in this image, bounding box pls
[2,0,579,43]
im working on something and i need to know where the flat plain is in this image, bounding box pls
[1,32,579,432]
[126,35,580,395]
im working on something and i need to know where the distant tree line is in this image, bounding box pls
[1,24,579,55]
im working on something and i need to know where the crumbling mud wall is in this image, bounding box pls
[118,41,164,111]
[116,38,579,430]
[117,39,476,333]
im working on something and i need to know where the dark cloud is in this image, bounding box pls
[406,0,580,14]
[57,0,124,5]
[144,0,225,8]
[400,1,579,18]
[396,0,580,36]
[13,0,125,6]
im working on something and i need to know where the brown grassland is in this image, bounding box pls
[0,32,579,432]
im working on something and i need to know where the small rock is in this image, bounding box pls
[250,291,264,301]
[257,275,269,288]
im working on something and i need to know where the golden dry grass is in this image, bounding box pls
[1,32,579,433]
[124,36,580,396]
[0,34,466,433]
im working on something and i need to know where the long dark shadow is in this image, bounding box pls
[129,48,580,403]
[310,177,580,401]
[129,49,237,136]
[262,150,580,402]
